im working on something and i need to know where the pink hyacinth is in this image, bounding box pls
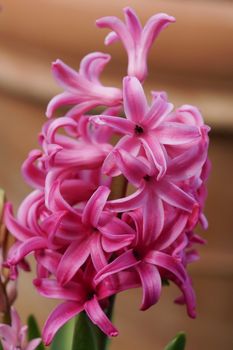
[3,7,210,346]
[0,307,41,350]
[96,7,175,81]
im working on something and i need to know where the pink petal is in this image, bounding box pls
[104,31,119,45]
[35,249,61,275]
[106,186,145,212]
[85,296,118,337]
[21,150,45,189]
[96,15,134,51]
[136,262,161,310]
[42,301,84,345]
[94,249,138,285]
[7,237,48,265]
[141,134,167,179]
[91,115,134,135]
[155,214,188,250]
[79,52,111,84]
[46,92,81,118]
[90,234,108,271]
[52,59,87,92]
[10,307,21,334]
[33,278,85,301]
[145,251,187,282]
[142,193,164,242]
[56,237,91,286]
[82,186,110,227]
[157,180,196,212]
[113,148,150,187]
[166,139,208,181]
[124,7,142,42]
[4,203,34,240]
[45,117,77,143]
[102,135,141,176]
[0,324,14,343]
[156,122,200,145]
[145,93,173,129]
[25,338,42,350]
[123,76,148,123]
[141,13,175,53]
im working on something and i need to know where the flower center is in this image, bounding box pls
[143,175,150,182]
[134,124,144,135]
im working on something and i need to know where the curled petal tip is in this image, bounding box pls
[110,330,119,337]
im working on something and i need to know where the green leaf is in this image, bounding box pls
[0,341,3,350]
[72,312,98,350]
[27,315,45,350]
[164,332,186,350]
[50,317,75,350]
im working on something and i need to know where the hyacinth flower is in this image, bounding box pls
[0,307,41,350]
[96,7,175,81]
[92,76,202,179]
[34,261,140,345]
[94,208,196,317]
[3,6,210,350]
[46,52,122,119]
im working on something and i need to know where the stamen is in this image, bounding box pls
[134,125,144,135]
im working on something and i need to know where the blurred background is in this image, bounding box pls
[0,0,233,349]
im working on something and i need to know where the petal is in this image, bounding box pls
[145,93,173,129]
[166,139,208,181]
[156,122,201,145]
[96,15,134,51]
[35,249,61,275]
[141,134,167,179]
[91,115,134,135]
[33,278,85,301]
[21,150,45,189]
[106,186,146,212]
[141,13,175,54]
[25,338,42,350]
[145,251,187,282]
[42,302,84,345]
[123,76,148,123]
[0,324,14,342]
[94,249,138,285]
[51,59,87,92]
[124,7,142,42]
[7,237,48,265]
[56,237,91,285]
[45,117,77,143]
[85,296,118,337]
[11,307,21,334]
[102,135,141,177]
[142,193,164,242]
[155,214,188,250]
[79,52,111,84]
[104,31,119,45]
[46,92,81,118]
[136,262,161,310]
[82,186,110,227]
[90,234,108,271]
[4,203,34,240]
[157,180,196,212]
[113,148,150,187]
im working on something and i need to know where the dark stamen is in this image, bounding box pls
[134,125,144,135]
[143,175,150,182]
[133,250,141,260]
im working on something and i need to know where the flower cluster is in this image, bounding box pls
[0,307,41,350]
[3,7,210,346]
